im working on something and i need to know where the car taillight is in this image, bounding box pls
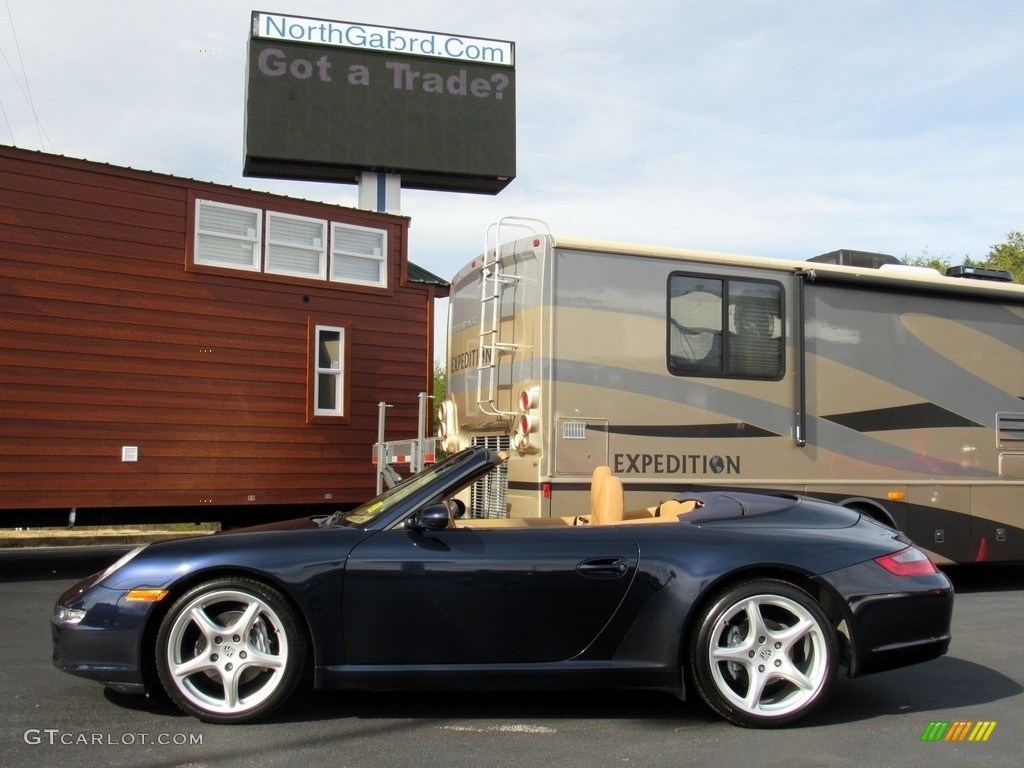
[874,546,939,577]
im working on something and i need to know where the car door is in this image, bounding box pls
[342,525,640,665]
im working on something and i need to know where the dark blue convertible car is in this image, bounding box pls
[52,447,953,728]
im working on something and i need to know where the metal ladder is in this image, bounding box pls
[475,217,548,416]
[372,393,438,493]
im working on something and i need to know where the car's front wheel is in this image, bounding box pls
[155,577,306,723]
[689,579,837,727]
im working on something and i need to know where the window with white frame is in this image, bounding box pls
[266,212,327,279]
[194,200,261,271]
[192,198,388,289]
[314,325,345,416]
[331,223,387,287]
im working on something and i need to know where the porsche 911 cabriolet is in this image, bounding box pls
[52,446,953,728]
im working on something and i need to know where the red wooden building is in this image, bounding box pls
[0,145,448,526]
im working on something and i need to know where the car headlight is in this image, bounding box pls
[52,547,153,628]
[52,606,87,627]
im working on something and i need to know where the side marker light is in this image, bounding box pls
[125,588,170,602]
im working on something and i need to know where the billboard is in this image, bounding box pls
[244,12,516,194]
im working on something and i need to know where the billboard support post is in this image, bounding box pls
[358,172,402,214]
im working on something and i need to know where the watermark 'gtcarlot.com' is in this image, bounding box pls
[23,729,203,747]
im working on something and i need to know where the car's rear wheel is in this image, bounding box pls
[155,577,305,723]
[689,579,837,727]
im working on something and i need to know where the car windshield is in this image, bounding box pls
[327,449,491,528]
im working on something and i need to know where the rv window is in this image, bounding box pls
[667,274,783,380]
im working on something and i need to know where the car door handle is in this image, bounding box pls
[576,557,629,578]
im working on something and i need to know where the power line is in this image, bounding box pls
[1,0,54,150]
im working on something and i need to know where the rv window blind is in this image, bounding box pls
[667,273,784,380]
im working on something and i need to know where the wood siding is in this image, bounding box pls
[0,146,443,521]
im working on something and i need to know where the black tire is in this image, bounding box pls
[688,579,837,728]
[155,577,306,724]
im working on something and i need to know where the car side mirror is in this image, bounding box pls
[404,504,451,532]
[447,498,467,519]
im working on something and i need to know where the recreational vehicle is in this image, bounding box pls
[440,218,1024,564]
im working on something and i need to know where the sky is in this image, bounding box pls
[2,0,1023,353]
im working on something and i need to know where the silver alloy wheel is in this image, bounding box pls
[162,586,291,718]
[707,593,828,718]
[690,579,837,727]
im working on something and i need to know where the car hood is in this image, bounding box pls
[217,516,322,534]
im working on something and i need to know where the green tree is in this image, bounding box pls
[903,251,955,273]
[431,359,448,457]
[432,359,447,428]
[976,231,1024,283]
[904,231,1023,284]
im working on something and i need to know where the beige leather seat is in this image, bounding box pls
[590,465,612,518]
[591,475,624,525]
[659,499,701,518]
